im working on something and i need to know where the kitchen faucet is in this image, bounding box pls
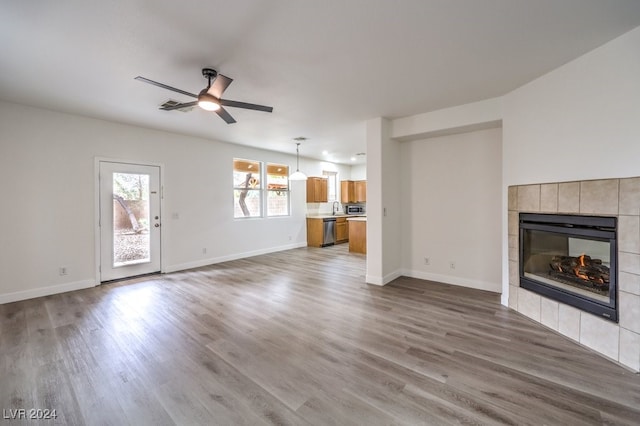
[332,201,340,215]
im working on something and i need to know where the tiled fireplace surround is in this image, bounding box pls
[508,178,640,372]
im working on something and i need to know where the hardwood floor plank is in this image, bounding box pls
[1,244,639,425]
[296,388,402,426]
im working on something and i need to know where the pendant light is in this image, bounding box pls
[289,137,308,181]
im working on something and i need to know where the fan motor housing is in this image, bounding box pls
[202,68,218,80]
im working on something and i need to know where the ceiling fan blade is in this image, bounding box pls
[219,99,273,113]
[207,74,233,98]
[134,76,198,98]
[215,107,237,124]
[159,101,198,111]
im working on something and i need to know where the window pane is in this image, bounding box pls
[233,159,261,189]
[267,164,288,190]
[267,190,289,216]
[233,158,262,218]
[234,189,262,218]
[323,171,337,202]
[112,172,150,266]
[267,163,289,217]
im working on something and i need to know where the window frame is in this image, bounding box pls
[266,163,290,217]
[323,170,338,202]
[233,158,263,219]
[232,159,292,219]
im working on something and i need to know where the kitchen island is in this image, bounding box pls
[347,217,366,254]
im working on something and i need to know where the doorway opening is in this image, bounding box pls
[98,161,162,282]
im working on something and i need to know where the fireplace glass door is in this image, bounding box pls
[519,213,617,322]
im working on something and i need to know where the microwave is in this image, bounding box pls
[345,205,365,215]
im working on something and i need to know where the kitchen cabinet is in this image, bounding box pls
[340,180,366,203]
[306,218,324,247]
[307,177,328,203]
[336,217,348,243]
[307,217,338,247]
[348,218,366,254]
[354,180,366,202]
[340,181,354,203]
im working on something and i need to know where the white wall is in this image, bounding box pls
[392,97,502,141]
[350,164,366,180]
[0,100,333,302]
[400,128,502,292]
[380,120,403,284]
[501,25,640,300]
[503,26,640,186]
[365,117,402,285]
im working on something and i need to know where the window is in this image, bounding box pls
[266,163,290,216]
[233,159,262,218]
[323,170,338,202]
[233,159,291,218]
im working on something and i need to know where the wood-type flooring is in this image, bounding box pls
[1,245,639,425]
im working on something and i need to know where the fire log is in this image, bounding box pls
[550,255,609,287]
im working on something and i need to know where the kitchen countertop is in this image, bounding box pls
[346,217,367,222]
[306,214,366,219]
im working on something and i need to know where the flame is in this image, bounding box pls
[574,254,589,280]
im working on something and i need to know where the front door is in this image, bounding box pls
[99,161,161,282]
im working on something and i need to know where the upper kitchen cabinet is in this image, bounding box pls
[340,180,354,203]
[341,180,366,203]
[306,177,328,203]
[354,180,366,203]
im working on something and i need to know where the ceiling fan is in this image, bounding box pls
[135,68,273,124]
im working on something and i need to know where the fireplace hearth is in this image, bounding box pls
[519,213,618,322]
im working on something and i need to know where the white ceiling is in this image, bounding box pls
[1,1,640,165]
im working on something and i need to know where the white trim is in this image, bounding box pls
[401,269,501,293]
[0,280,96,304]
[94,157,166,284]
[366,269,402,286]
[365,275,384,286]
[501,293,510,305]
[164,242,307,273]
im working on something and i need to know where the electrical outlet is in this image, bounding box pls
[288,235,292,241]
[202,248,207,255]
[59,266,68,276]
[449,261,456,270]
[424,257,430,265]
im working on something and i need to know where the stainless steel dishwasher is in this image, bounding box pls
[322,217,336,246]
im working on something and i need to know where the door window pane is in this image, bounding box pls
[112,173,150,266]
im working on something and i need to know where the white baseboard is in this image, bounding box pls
[0,279,96,304]
[164,242,308,273]
[400,269,501,293]
[366,269,402,286]
[501,292,509,306]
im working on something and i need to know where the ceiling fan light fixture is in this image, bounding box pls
[197,91,220,111]
[136,69,272,124]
